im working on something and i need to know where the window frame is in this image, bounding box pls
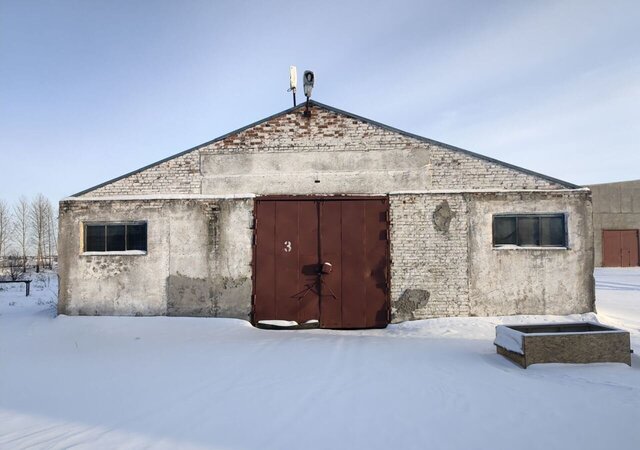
[83,221,148,254]
[492,213,567,248]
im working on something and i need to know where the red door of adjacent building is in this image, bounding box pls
[253,197,390,329]
[602,230,639,267]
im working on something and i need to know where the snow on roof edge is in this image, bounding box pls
[62,193,257,202]
[389,188,590,195]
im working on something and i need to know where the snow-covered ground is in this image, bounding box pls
[0,269,638,450]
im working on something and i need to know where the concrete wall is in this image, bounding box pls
[467,191,594,316]
[58,198,253,318]
[201,147,431,195]
[588,179,640,266]
[61,190,594,321]
[389,190,594,321]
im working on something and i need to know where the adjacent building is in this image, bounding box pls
[58,101,595,328]
[589,179,640,267]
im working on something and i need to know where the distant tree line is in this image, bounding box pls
[0,195,58,277]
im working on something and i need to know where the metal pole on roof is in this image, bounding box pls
[289,66,297,107]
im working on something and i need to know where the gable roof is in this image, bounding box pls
[72,100,580,196]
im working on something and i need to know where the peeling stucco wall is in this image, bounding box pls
[389,193,470,320]
[467,191,595,316]
[58,198,253,318]
[389,191,594,322]
[61,191,593,322]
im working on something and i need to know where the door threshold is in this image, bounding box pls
[256,319,320,330]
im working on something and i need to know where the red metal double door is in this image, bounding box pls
[253,197,390,329]
[603,230,639,267]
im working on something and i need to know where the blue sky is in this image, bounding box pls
[1,0,639,206]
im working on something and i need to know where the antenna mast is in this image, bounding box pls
[288,66,297,107]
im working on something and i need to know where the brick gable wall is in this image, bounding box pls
[78,104,564,197]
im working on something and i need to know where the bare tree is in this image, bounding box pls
[12,196,30,273]
[30,194,50,273]
[0,199,10,266]
[45,201,57,269]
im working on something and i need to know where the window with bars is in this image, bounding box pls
[493,214,566,247]
[84,222,147,252]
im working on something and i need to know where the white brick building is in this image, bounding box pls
[58,101,594,327]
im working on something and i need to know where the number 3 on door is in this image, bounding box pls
[283,241,292,253]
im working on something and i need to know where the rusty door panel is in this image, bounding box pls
[364,200,389,327]
[254,201,277,322]
[602,230,621,267]
[296,201,320,323]
[318,198,389,328]
[319,201,342,328]
[621,230,639,267]
[254,197,389,329]
[339,201,368,328]
[254,200,320,323]
[273,201,302,320]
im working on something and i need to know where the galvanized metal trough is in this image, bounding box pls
[495,322,632,368]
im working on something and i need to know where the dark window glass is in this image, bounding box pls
[493,214,566,248]
[85,222,148,253]
[85,225,105,251]
[107,225,126,251]
[518,217,540,246]
[127,224,147,251]
[493,217,517,245]
[540,216,565,246]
